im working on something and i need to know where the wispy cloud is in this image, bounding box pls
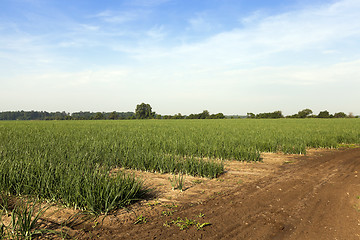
[1,0,359,114]
[93,9,148,24]
[131,0,360,67]
[187,14,212,32]
[240,10,264,25]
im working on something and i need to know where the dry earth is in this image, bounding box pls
[11,147,360,239]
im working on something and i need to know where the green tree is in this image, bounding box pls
[334,112,347,118]
[200,110,210,119]
[247,113,255,119]
[317,110,330,118]
[108,111,118,120]
[93,112,104,120]
[297,108,313,118]
[172,113,184,119]
[135,103,155,119]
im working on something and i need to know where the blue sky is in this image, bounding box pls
[1,0,359,115]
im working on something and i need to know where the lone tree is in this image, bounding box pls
[135,103,155,119]
[297,108,313,118]
[317,110,330,118]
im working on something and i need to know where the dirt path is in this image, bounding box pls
[80,148,360,240]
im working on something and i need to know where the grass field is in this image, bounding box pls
[0,119,359,213]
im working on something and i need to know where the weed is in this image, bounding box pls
[196,222,211,230]
[147,200,160,207]
[161,210,174,216]
[134,215,147,224]
[162,203,178,209]
[196,213,205,218]
[167,217,211,231]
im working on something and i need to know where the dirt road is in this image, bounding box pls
[83,148,360,240]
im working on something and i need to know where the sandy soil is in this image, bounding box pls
[10,147,360,239]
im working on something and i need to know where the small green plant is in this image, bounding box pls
[162,210,174,216]
[162,203,178,209]
[147,200,160,207]
[196,213,205,218]
[134,215,147,224]
[0,200,63,239]
[0,192,14,216]
[166,217,211,231]
[169,173,186,191]
[172,217,196,230]
[10,200,51,239]
[196,222,211,230]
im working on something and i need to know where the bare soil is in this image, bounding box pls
[19,147,360,239]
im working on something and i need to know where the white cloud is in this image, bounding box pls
[146,25,166,40]
[93,10,147,24]
[1,0,360,114]
[240,10,263,25]
[130,0,360,70]
[224,59,360,86]
[78,24,99,31]
[188,14,212,32]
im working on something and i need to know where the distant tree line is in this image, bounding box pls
[246,109,357,119]
[0,111,135,120]
[246,111,284,119]
[156,110,225,120]
[0,106,357,121]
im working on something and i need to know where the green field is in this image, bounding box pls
[0,119,359,213]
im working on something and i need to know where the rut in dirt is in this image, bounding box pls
[93,148,360,240]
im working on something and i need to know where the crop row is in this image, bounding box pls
[0,119,359,212]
